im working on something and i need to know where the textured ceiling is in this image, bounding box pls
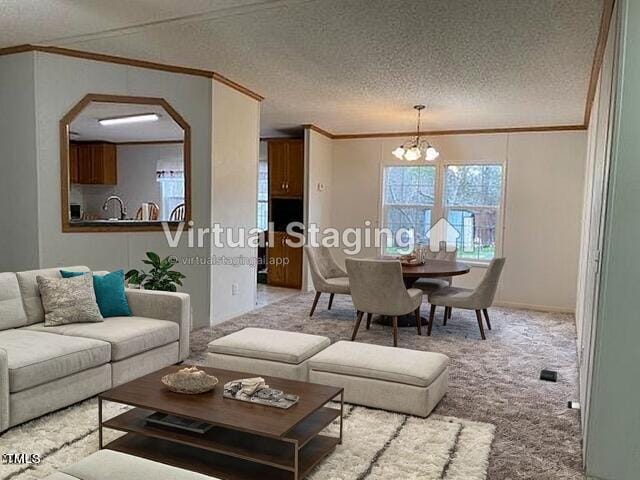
[70,103,183,142]
[2,0,603,135]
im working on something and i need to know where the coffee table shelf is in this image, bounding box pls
[103,406,341,471]
[98,366,343,480]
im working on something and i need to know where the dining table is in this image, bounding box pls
[378,258,471,327]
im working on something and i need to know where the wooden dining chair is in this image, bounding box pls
[427,258,506,340]
[170,203,186,221]
[345,258,423,347]
[134,202,159,221]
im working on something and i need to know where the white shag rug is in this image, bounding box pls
[0,399,494,480]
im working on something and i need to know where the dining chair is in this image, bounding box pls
[413,245,458,293]
[169,203,186,221]
[345,258,423,347]
[413,245,458,323]
[134,202,159,221]
[304,246,351,316]
[427,257,506,340]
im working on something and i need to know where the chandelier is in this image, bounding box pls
[392,105,439,161]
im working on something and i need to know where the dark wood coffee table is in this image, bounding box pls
[98,366,343,480]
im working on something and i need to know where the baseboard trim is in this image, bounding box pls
[210,305,256,325]
[493,301,575,314]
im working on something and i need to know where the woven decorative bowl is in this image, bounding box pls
[162,366,218,394]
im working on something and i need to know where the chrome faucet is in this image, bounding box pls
[102,195,127,220]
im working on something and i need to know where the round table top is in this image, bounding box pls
[401,259,471,278]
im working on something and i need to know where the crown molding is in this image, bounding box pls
[0,44,264,102]
[584,0,616,125]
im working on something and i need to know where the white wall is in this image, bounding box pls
[31,52,213,328]
[116,144,182,220]
[210,81,261,323]
[330,131,587,312]
[303,128,334,290]
[0,53,40,271]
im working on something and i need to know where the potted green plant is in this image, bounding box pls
[125,252,186,292]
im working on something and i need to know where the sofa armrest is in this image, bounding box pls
[125,289,191,361]
[0,348,9,432]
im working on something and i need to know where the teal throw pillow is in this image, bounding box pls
[60,269,132,318]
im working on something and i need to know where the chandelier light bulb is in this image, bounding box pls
[392,146,406,159]
[425,145,440,161]
[404,146,422,161]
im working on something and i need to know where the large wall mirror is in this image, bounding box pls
[61,94,191,232]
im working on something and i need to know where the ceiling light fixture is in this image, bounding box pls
[98,113,160,126]
[392,105,439,161]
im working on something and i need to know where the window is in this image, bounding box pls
[444,165,503,261]
[382,166,436,254]
[158,176,185,221]
[381,163,503,262]
[257,160,269,230]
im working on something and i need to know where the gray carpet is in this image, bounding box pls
[190,293,584,480]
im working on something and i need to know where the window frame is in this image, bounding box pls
[380,159,506,266]
[257,159,269,230]
[381,164,438,254]
[158,176,186,222]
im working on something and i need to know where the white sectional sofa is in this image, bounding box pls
[0,266,191,432]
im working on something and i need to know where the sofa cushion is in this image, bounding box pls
[207,328,330,364]
[308,341,449,387]
[24,317,179,361]
[0,329,110,392]
[16,266,90,325]
[0,272,27,330]
[49,450,214,480]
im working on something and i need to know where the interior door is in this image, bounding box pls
[578,8,618,444]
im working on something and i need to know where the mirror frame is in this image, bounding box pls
[60,93,191,232]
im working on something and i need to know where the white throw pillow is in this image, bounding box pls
[37,274,103,326]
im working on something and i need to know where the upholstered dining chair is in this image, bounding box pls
[413,245,458,293]
[345,258,423,347]
[413,245,458,322]
[304,246,350,316]
[427,257,506,340]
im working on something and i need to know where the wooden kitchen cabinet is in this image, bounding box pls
[268,232,303,289]
[71,142,117,185]
[268,139,303,198]
[69,142,80,184]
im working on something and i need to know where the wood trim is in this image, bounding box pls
[584,0,616,126]
[0,44,264,102]
[0,44,34,55]
[212,72,264,102]
[60,93,193,233]
[63,223,184,233]
[331,124,587,140]
[302,124,335,139]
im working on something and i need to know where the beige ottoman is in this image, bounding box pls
[308,341,449,417]
[206,328,330,381]
[45,450,214,479]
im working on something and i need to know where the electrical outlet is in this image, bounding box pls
[232,283,239,296]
